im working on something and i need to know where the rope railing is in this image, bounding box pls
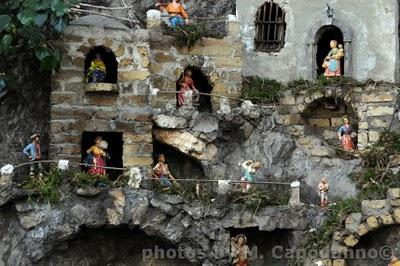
[4,160,293,186]
[157,90,245,102]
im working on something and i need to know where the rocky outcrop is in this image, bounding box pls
[0,188,321,265]
[153,105,360,201]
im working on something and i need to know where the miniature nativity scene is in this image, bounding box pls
[2,0,400,265]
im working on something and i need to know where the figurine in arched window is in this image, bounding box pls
[338,116,357,151]
[177,69,199,107]
[322,40,344,78]
[86,136,108,176]
[86,53,107,83]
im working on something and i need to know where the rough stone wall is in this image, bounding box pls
[50,16,153,168]
[0,54,51,166]
[276,84,399,149]
[147,16,243,112]
[237,0,399,82]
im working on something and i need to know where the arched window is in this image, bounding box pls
[84,46,118,84]
[254,1,286,52]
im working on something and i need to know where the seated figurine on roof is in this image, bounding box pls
[86,53,106,83]
[166,0,189,27]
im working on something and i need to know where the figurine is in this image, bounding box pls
[22,134,43,178]
[230,234,251,266]
[338,116,357,151]
[240,160,262,193]
[177,69,198,107]
[388,255,400,266]
[152,154,177,189]
[322,40,344,78]
[86,136,108,176]
[318,178,330,207]
[166,0,189,27]
[86,53,106,83]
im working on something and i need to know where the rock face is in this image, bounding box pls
[153,106,360,201]
[0,189,320,266]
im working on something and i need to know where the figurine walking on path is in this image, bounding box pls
[23,134,43,178]
[318,178,330,207]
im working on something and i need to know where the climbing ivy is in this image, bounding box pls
[0,0,80,88]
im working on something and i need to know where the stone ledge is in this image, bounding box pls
[84,83,119,93]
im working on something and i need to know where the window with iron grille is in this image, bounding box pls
[254,1,286,52]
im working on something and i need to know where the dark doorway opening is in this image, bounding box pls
[347,225,400,266]
[37,225,197,266]
[153,141,205,180]
[84,46,118,84]
[176,66,213,112]
[81,131,123,178]
[229,227,292,266]
[316,26,344,77]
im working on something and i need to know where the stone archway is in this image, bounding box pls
[302,96,358,147]
[307,19,352,79]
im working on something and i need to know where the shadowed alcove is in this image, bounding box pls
[153,141,205,180]
[316,25,344,77]
[81,131,123,178]
[302,97,358,146]
[347,225,400,266]
[176,66,213,112]
[84,46,118,84]
[37,226,197,266]
[229,227,292,266]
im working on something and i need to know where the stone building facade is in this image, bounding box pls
[50,0,400,172]
[237,0,399,82]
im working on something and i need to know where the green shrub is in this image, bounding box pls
[164,23,209,48]
[71,171,110,188]
[23,167,63,204]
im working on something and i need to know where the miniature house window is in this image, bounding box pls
[316,25,344,77]
[81,132,123,178]
[176,66,213,112]
[254,1,286,52]
[84,46,118,84]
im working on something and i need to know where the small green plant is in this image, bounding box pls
[231,187,290,214]
[163,23,209,48]
[241,76,284,103]
[23,167,63,204]
[71,171,110,188]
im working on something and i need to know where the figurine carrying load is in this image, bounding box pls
[86,53,106,83]
[240,160,262,193]
[22,134,43,178]
[322,40,344,78]
[318,178,330,207]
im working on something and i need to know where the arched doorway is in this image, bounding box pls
[302,97,358,148]
[84,46,118,84]
[176,66,213,112]
[315,25,344,77]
